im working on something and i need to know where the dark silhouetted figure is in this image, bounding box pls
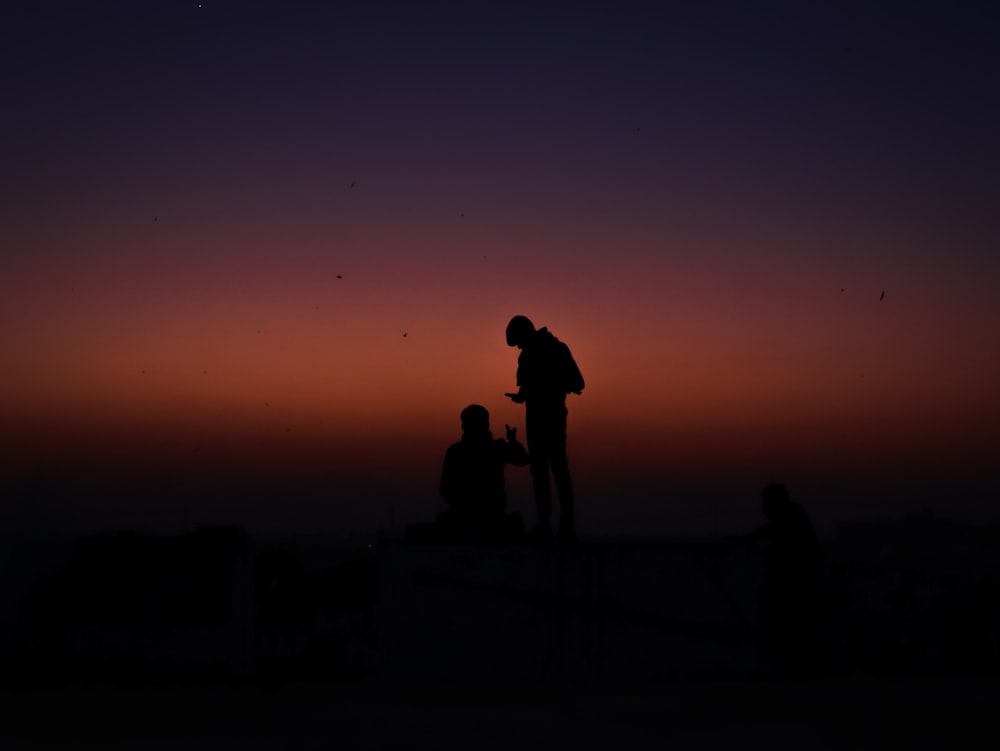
[504,316,584,542]
[436,404,529,541]
[741,483,825,675]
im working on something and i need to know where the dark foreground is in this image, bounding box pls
[6,519,1000,748]
[3,676,998,750]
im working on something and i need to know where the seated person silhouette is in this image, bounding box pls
[436,404,529,542]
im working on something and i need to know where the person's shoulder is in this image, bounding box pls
[786,503,812,524]
[536,328,564,348]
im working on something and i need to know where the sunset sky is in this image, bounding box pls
[2,1,998,537]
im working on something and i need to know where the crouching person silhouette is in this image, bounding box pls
[436,404,529,542]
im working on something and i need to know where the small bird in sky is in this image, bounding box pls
[349,181,356,189]
[402,332,408,338]
[840,288,845,292]
[337,274,343,279]
[880,290,885,301]
[153,216,158,222]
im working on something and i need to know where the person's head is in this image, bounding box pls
[760,483,791,521]
[505,315,535,348]
[460,404,490,434]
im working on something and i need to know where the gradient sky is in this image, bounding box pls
[2,1,998,537]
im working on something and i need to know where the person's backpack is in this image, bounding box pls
[556,340,585,395]
[530,328,585,396]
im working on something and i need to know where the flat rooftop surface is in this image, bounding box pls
[4,676,998,750]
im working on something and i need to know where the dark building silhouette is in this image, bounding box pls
[17,526,253,682]
[825,512,1000,675]
[504,315,584,542]
[253,548,378,682]
[13,526,378,684]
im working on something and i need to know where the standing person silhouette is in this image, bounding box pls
[504,315,584,542]
[739,483,825,675]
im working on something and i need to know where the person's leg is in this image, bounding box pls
[527,421,553,538]
[547,407,574,540]
[551,453,575,539]
[530,454,553,535]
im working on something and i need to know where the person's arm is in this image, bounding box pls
[506,352,529,403]
[503,424,530,465]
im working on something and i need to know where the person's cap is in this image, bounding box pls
[506,315,534,346]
